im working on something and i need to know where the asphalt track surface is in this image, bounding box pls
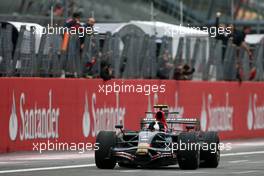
[1,139,264,176]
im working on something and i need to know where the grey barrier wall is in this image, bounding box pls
[0,24,263,81]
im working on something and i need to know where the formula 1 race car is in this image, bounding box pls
[95,105,220,170]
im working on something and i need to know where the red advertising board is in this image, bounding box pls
[1,78,264,153]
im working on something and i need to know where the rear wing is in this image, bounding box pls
[141,117,200,125]
[167,118,200,125]
[153,105,168,109]
[145,112,179,115]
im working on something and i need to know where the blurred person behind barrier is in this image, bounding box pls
[64,12,82,30]
[61,12,84,51]
[230,25,253,59]
[84,17,96,32]
[100,60,113,81]
[54,3,64,17]
[82,18,99,78]
[83,57,97,78]
[173,64,195,80]
[229,25,256,81]
[82,17,96,49]
[157,50,173,79]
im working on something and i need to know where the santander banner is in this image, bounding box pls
[1,78,264,153]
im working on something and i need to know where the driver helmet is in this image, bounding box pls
[155,111,168,129]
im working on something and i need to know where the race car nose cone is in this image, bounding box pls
[136,143,149,155]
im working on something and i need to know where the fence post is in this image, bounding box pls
[0,24,13,76]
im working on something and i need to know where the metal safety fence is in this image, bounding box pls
[0,24,263,81]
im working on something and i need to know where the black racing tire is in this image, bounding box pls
[177,132,200,170]
[95,131,116,169]
[200,132,220,168]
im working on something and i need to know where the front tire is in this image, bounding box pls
[177,132,200,170]
[95,131,116,169]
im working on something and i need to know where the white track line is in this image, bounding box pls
[1,150,264,174]
[0,164,96,174]
[221,150,264,157]
[228,141,264,148]
[0,153,94,161]
[120,170,142,173]
[228,160,248,164]
[231,171,259,174]
[248,160,264,164]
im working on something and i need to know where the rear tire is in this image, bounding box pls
[177,132,200,170]
[95,131,116,169]
[200,132,220,168]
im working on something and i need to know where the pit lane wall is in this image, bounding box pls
[1,78,264,153]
